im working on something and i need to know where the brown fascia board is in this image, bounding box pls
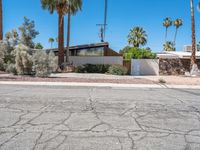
[48,42,109,52]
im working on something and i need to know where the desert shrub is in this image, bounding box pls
[108,65,128,75]
[75,64,111,73]
[48,51,58,73]
[14,44,33,75]
[5,63,17,75]
[32,50,58,77]
[0,50,5,70]
[124,47,156,60]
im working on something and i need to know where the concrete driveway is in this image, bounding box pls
[0,84,200,150]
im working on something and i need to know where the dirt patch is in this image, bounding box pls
[0,75,156,84]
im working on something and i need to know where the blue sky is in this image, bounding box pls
[3,0,200,52]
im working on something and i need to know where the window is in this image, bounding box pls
[76,47,104,56]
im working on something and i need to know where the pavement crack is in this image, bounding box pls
[0,132,21,148]
[32,132,43,150]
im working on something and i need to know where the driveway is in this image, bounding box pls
[0,84,200,150]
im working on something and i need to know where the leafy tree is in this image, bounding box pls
[41,0,68,67]
[119,46,132,54]
[48,37,55,48]
[128,27,147,48]
[173,19,183,45]
[34,43,44,49]
[163,41,175,51]
[163,17,172,42]
[66,0,82,64]
[18,17,39,48]
[123,47,156,60]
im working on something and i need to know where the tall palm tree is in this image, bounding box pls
[128,27,147,48]
[0,0,3,41]
[65,0,82,64]
[173,19,183,45]
[41,0,68,67]
[190,0,196,68]
[163,17,172,42]
[48,37,55,48]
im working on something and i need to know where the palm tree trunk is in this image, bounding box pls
[190,0,196,66]
[174,27,178,45]
[66,11,71,64]
[58,11,64,67]
[0,0,3,41]
[165,27,168,42]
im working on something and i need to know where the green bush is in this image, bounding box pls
[75,64,111,73]
[124,47,156,60]
[108,65,128,75]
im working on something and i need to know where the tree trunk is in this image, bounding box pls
[58,11,64,67]
[174,27,178,45]
[66,11,71,64]
[0,0,3,41]
[165,27,168,42]
[190,0,196,66]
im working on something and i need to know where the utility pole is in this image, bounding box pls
[97,0,108,42]
[97,24,104,42]
[104,0,108,40]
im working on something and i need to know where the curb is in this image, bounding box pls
[0,81,200,89]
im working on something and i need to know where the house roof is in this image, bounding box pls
[157,51,200,59]
[46,42,109,52]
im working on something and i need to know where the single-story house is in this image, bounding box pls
[47,42,121,57]
[157,51,200,59]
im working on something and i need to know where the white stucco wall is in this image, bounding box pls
[131,59,159,76]
[69,56,123,66]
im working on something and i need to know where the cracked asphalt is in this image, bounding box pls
[0,85,200,150]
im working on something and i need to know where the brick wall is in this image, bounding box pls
[159,58,200,75]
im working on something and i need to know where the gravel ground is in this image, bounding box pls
[1,72,200,85]
[0,74,156,84]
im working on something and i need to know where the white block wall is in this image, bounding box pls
[131,59,159,76]
[69,56,123,66]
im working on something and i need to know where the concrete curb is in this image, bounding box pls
[0,81,200,89]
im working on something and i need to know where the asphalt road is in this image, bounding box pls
[0,84,200,150]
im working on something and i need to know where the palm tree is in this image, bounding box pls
[163,41,175,51]
[128,27,147,48]
[65,0,82,64]
[41,0,68,67]
[190,0,197,69]
[163,17,172,42]
[48,37,55,48]
[0,0,3,41]
[173,19,183,45]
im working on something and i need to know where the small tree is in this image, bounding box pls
[48,38,55,48]
[19,17,39,48]
[163,41,176,51]
[34,43,44,49]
